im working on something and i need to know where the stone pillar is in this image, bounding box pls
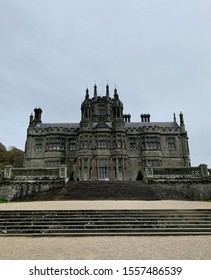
[199,164,209,179]
[59,165,67,180]
[144,167,154,182]
[4,166,12,179]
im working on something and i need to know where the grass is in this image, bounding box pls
[0,198,7,203]
[203,197,211,202]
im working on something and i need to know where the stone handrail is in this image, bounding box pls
[145,164,209,182]
[153,167,201,178]
[3,165,67,181]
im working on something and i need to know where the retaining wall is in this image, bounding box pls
[150,182,211,201]
[0,179,65,201]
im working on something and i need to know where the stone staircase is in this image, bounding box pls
[0,209,211,236]
[22,181,160,201]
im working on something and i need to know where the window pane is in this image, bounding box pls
[35,143,42,151]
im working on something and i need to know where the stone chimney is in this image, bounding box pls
[141,113,150,122]
[33,108,42,124]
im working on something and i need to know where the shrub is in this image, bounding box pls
[0,198,7,203]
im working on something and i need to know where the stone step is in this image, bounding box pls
[0,209,211,236]
[21,181,163,201]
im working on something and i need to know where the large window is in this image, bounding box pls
[146,137,158,149]
[143,137,159,150]
[35,143,42,152]
[69,138,77,151]
[48,138,63,150]
[49,142,60,150]
[98,103,106,116]
[98,159,108,179]
[35,138,43,152]
[69,143,76,151]
[129,138,137,150]
[80,135,91,148]
[167,138,176,150]
[98,136,108,148]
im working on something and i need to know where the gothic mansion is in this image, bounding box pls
[24,85,190,180]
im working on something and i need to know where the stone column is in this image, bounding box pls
[116,158,118,180]
[122,158,125,180]
[97,158,99,180]
[87,158,90,180]
[92,159,96,180]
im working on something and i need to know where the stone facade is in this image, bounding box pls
[24,84,190,180]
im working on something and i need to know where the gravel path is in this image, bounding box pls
[0,200,211,210]
[0,200,210,260]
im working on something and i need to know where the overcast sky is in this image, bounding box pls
[0,0,210,167]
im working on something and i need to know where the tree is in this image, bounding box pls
[8,146,24,167]
[0,143,8,168]
[0,143,24,168]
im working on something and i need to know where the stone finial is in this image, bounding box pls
[106,84,109,96]
[94,84,97,95]
[29,113,33,125]
[114,87,118,98]
[86,87,89,99]
[174,113,176,122]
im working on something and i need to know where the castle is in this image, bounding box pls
[24,84,191,180]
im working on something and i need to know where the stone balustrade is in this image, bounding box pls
[2,165,67,182]
[145,164,210,183]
